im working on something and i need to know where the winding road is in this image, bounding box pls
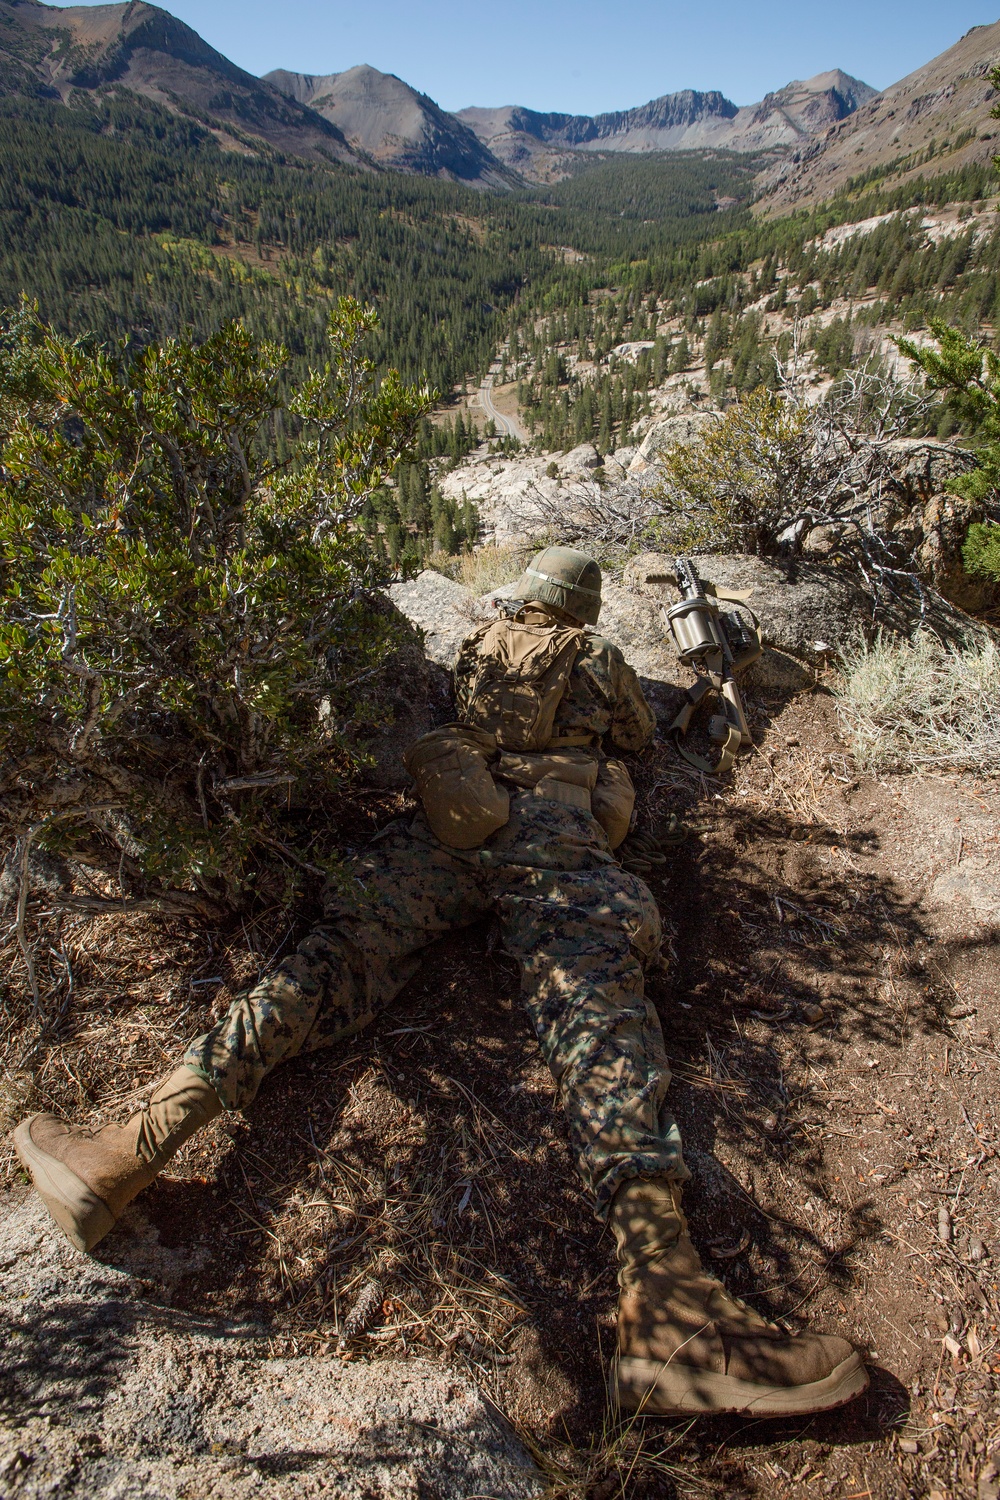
[476,363,527,443]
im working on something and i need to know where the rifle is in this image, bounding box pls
[662,557,762,775]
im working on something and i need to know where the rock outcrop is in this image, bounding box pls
[627,412,718,474]
[756,20,1000,214]
[878,439,994,613]
[0,0,360,167]
[0,1193,541,1500]
[436,451,571,544]
[387,569,490,669]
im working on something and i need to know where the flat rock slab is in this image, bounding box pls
[388,570,489,670]
[384,566,809,719]
[0,1194,541,1500]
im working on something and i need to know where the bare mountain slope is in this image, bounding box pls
[757,22,1000,214]
[265,64,513,186]
[458,71,874,181]
[0,0,358,165]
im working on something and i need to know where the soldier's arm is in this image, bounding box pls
[608,652,656,752]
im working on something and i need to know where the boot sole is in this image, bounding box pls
[13,1116,116,1254]
[613,1350,869,1417]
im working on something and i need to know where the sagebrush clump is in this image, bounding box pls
[837,631,1000,774]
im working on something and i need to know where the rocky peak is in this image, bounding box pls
[0,0,358,165]
[756,21,1000,212]
[751,69,878,133]
[265,63,513,186]
[458,70,873,177]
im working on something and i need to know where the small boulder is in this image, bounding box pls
[628,412,717,473]
[560,442,602,473]
[878,439,994,612]
[388,570,488,670]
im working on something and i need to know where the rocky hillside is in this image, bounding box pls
[757,21,1000,213]
[265,65,513,186]
[0,0,358,165]
[458,71,875,181]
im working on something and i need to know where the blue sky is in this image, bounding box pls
[51,1,1000,114]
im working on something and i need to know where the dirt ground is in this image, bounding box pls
[2,672,999,1500]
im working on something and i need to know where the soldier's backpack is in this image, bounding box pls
[404,618,586,849]
[455,617,586,752]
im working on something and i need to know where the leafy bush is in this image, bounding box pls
[651,388,813,553]
[837,631,1000,774]
[649,368,932,565]
[0,298,431,920]
[963,521,1000,583]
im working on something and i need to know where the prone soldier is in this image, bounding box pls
[13,547,868,1418]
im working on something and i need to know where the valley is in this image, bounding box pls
[2,6,1000,1500]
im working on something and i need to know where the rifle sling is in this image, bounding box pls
[668,677,743,776]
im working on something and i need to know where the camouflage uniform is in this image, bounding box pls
[184,614,689,1219]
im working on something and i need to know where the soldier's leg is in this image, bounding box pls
[491,793,686,1221]
[185,816,488,1109]
[493,795,866,1418]
[16,817,486,1250]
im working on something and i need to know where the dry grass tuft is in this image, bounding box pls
[433,543,529,596]
[836,630,1000,775]
[523,1407,702,1499]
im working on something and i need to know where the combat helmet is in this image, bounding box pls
[514,546,602,626]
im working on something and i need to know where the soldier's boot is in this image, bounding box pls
[13,1066,222,1254]
[610,1177,869,1417]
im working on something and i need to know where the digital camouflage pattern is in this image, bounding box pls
[183,609,685,1219]
[184,794,688,1217]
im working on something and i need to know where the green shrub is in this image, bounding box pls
[895,318,1000,506]
[962,521,1000,583]
[0,298,432,914]
[651,388,813,554]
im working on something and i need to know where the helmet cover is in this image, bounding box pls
[514,546,602,626]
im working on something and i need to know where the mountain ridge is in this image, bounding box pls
[0,0,359,165]
[457,70,876,179]
[3,0,993,210]
[756,22,1000,212]
[263,64,514,187]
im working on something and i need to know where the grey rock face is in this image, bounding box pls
[0,1,359,168]
[458,70,874,178]
[560,442,603,473]
[878,438,995,613]
[629,412,718,473]
[266,64,512,186]
[387,570,492,669]
[0,1194,541,1500]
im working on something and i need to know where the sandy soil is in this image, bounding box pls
[2,677,998,1499]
